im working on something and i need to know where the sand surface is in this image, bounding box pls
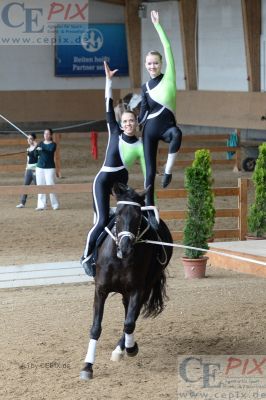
[0,133,264,400]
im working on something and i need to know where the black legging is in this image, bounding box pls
[143,114,182,205]
[83,168,128,259]
[20,169,36,205]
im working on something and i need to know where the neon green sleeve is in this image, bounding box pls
[151,23,177,114]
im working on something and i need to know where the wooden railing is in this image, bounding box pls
[0,178,248,241]
[157,132,241,171]
[1,132,241,179]
[0,137,26,172]
[157,177,248,241]
[0,183,92,195]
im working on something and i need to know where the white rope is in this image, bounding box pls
[0,119,105,134]
[50,120,105,132]
[105,202,265,268]
[0,113,29,138]
[139,240,266,267]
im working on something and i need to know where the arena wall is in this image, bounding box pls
[0,89,121,123]
[2,89,266,131]
[1,1,266,131]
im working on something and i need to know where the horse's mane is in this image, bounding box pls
[113,183,146,207]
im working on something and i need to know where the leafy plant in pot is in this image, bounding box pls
[182,149,215,278]
[247,142,266,239]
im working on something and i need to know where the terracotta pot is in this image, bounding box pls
[181,256,208,279]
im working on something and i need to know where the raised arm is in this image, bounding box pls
[151,10,175,78]
[104,61,120,131]
[104,61,118,107]
[150,10,176,113]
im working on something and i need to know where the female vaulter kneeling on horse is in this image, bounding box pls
[80,61,146,277]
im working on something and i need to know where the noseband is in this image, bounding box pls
[115,201,142,248]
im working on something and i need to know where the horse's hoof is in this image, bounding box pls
[110,346,124,362]
[80,363,93,380]
[80,369,93,380]
[126,342,139,357]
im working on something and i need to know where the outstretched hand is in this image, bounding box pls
[104,61,118,79]
[151,10,159,24]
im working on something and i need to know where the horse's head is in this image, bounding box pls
[112,183,148,259]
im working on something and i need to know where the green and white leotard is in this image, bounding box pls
[138,22,182,205]
[83,77,145,260]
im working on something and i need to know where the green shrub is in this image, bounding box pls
[247,142,266,237]
[183,149,215,258]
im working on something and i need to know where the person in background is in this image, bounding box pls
[114,99,125,124]
[35,128,59,211]
[81,61,145,277]
[16,133,38,208]
[138,10,182,216]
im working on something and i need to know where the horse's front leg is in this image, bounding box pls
[124,291,144,357]
[80,288,108,380]
[110,296,128,362]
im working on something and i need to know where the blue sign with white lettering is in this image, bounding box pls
[55,24,128,76]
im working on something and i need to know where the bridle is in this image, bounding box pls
[105,201,159,248]
[105,200,167,265]
[115,201,142,250]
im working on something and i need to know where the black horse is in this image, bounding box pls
[80,183,173,380]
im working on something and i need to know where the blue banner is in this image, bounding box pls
[55,24,129,76]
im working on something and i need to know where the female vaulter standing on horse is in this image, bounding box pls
[81,61,145,277]
[139,11,182,219]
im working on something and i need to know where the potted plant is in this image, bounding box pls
[182,149,215,278]
[247,142,266,239]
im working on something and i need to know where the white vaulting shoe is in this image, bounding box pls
[16,204,25,208]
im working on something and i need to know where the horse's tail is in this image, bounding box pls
[141,218,172,318]
[141,267,168,318]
